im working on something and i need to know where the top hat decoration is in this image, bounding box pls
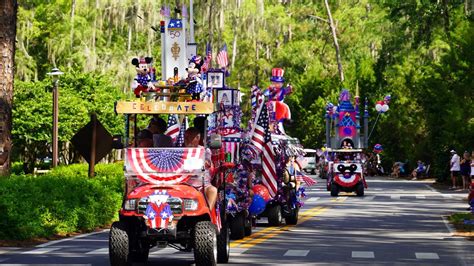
[270,68,285,83]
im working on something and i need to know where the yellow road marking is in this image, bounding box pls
[231,206,328,248]
[230,226,279,247]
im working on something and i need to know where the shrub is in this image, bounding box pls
[0,163,124,240]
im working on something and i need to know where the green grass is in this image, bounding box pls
[449,213,474,232]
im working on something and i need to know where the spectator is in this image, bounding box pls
[411,160,425,180]
[137,129,153,147]
[193,116,207,145]
[391,162,400,178]
[148,117,173,147]
[460,151,471,190]
[184,127,218,210]
[450,150,461,189]
[471,151,474,187]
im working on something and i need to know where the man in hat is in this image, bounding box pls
[450,150,461,189]
[264,68,292,102]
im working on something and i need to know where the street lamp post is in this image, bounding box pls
[47,68,64,167]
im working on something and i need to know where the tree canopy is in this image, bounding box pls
[13,0,474,178]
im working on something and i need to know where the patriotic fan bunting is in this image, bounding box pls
[126,148,204,185]
[334,173,360,187]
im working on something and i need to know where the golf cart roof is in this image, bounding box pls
[115,100,214,115]
[327,148,363,153]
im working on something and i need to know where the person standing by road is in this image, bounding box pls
[460,151,471,190]
[450,150,461,189]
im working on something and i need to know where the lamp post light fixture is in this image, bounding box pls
[46,68,64,167]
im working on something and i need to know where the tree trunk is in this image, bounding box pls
[69,0,76,68]
[0,0,17,176]
[324,0,344,83]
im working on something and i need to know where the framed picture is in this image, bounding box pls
[233,90,240,105]
[217,89,233,106]
[207,70,225,89]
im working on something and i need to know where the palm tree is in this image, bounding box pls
[0,0,18,175]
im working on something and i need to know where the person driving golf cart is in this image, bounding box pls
[184,127,218,210]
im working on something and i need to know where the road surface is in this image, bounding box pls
[1,176,472,265]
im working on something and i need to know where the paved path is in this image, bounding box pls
[1,176,473,265]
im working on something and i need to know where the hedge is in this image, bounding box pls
[0,163,123,240]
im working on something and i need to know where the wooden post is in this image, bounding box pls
[89,113,97,177]
[324,0,344,83]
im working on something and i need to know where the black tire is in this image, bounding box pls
[244,216,252,236]
[330,183,339,197]
[267,205,282,226]
[217,223,230,263]
[311,169,316,175]
[194,221,217,266]
[285,205,299,225]
[109,221,130,266]
[356,182,365,197]
[229,212,245,240]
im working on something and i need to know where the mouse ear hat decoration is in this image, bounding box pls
[270,68,285,82]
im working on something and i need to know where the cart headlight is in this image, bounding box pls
[124,199,137,210]
[183,199,199,211]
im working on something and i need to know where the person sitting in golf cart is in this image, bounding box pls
[184,127,218,210]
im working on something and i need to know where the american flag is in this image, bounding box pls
[295,170,317,187]
[216,44,228,69]
[251,104,278,197]
[201,43,212,72]
[175,116,188,147]
[165,114,180,143]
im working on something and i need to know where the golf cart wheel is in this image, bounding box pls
[356,182,365,197]
[217,223,230,263]
[330,183,339,197]
[194,221,217,266]
[267,205,282,226]
[244,216,252,236]
[109,221,130,266]
[285,205,299,225]
[230,212,245,240]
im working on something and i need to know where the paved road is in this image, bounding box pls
[1,176,473,265]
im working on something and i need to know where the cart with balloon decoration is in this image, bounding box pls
[242,71,316,226]
[324,89,390,196]
[324,89,370,196]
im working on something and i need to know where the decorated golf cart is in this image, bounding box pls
[205,74,254,240]
[108,5,234,266]
[242,69,315,226]
[324,89,369,197]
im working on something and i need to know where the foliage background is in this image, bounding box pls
[13,0,474,179]
[0,163,122,240]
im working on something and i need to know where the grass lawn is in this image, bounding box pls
[448,212,474,240]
